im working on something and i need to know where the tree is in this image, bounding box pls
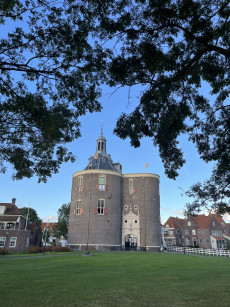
[1,1,230,214]
[53,203,70,239]
[78,0,230,215]
[19,207,42,228]
[0,0,105,182]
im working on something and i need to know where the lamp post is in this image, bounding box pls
[85,173,92,255]
[142,177,146,251]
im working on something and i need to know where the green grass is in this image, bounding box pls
[1,252,230,306]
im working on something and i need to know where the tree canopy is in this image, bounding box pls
[19,206,42,228]
[1,0,230,214]
[53,203,70,239]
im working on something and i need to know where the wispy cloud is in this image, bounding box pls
[43,215,58,222]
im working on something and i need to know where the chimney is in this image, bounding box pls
[12,198,16,205]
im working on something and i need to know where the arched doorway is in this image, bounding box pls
[125,234,137,251]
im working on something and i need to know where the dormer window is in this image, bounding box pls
[0,206,6,215]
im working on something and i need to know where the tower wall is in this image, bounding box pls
[122,174,161,251]
[68,169,122,251]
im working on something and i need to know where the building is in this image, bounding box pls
[163,217,185,246]
[164,214,230,249]
[0,198,30,252]
[68,131,161,251]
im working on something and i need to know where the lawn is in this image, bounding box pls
[0,252,230,306]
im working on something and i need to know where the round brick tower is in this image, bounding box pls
[68,131,161,252]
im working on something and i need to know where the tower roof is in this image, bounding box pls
[84,131,122,173]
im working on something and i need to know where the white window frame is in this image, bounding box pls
[192,229,196,235]
[9,237,17,248]
[129,179,133,194]
[78,177,83,191]
[185,229,189,235]
[0,237,6,247]
[97,199,105,215]
[76,200,82,215]
[98,176,106,191]
[188,221,191,226]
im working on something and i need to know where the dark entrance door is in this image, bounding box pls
[125,234,137,251]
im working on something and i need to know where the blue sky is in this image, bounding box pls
[2,83,229,223]
[1,9,229,224]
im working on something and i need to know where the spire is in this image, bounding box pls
[96,126,106,156]
[100,119,104,136]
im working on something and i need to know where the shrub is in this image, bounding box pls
[52,246,71,252]
[27,246,43,254]
[0,248,9,255]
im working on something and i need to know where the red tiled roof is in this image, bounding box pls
[41,222,56,231]
[212,236,225,240]
[0,216,19,222]
[163,217,185,229]
[210,214,227,226]
[191,215,212,229]
[0,203,22,216]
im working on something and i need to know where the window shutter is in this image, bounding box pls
[94,208,98,215]
[96,184,99,190]
[82,184,85,191]
[80,208,83,215]
[104,208,107,215]
[75,185,78,192]
[133,187,135,194]
[74,209,76,215]
[105,184,108,191]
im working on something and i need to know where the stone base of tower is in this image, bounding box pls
[146,246,161,252]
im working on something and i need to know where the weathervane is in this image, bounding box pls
[101,119,104,135]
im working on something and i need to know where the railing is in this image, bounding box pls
[166,246,230,257]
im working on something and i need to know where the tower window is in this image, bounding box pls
[77,177,84,191]
[101,142,104,150]
[97,199,105,215]
[98,176,106,191]
[76,200,82,215]
[98,142,100,150]
[129,179,134,194]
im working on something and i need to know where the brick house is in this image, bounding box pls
[163,217,185,246]
[0,199,30,252]
[165,213,229,249]
[209,214,228,249]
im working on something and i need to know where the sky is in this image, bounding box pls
[1,4,229,225]
[1,83,229,224]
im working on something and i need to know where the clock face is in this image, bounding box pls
[94,154,98,159]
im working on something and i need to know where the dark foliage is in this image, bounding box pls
[1,0,230,214]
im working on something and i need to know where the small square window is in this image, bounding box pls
[0,237,6,247]
[135,220,137,223]
[9,237,17,248]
